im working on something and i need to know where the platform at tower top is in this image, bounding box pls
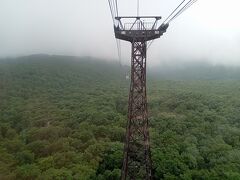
[114,16,168,42]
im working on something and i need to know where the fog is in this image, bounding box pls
[0,0,240,66]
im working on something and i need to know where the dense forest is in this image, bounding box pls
[0,55,240,179]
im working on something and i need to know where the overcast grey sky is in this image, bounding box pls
[0,0,240,66]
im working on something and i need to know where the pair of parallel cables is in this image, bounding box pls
[148,0,198,49]
[108,0,122,66]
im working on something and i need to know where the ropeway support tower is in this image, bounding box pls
[108,0,198,179]
[114,16,168,179]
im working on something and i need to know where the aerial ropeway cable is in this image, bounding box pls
[108,0,116,23]
[108,0,119,23]
[116,0,119,17]
[148,0,198,49]
[165,0,198,24]
[162,0,187,24]
[108,0,122,65]
[160,0,198,26]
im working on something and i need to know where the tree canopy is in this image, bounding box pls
[0,55,240,179]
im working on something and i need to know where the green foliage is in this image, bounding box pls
[15,164,41,180]
[39,168,73,180]
[16,150,35,165]
[1,55,240,179]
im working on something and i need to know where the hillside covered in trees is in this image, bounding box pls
[0,55,240,179]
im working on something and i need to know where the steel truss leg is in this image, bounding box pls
[121,40,152,180]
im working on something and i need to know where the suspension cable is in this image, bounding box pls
[167,0,197,24]
[110,0,116,18]
[165,0,198,24]
[113,0,121,65]
[163,0,186,24]
[116,0,119,17]
[137,0,140,16]
[112,0,117,17]
[147,40,154,50]
[173,0,197,21]
[116,39,122,65]
[108,0,115,22]
[108,0,122,66]
[148,0,197,50]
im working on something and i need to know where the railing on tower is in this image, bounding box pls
[114,16,169,42]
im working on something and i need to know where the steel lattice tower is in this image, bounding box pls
[114,17,168,179]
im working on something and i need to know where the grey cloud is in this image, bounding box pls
[0,0,239,65]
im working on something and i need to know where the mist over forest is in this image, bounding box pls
[1,55,240,179]
[150,61,240,80]
[2,54,240,80]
